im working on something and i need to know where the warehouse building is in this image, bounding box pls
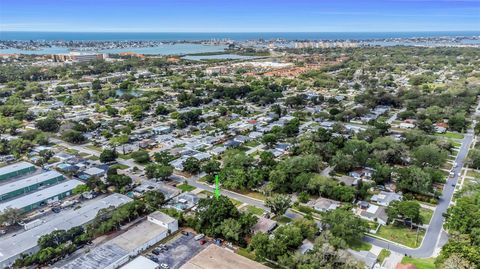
[0,162,35,182]
[0,193,132,269]
[0,171,64,201]
[59,211,178,269]
[0,179,82,213]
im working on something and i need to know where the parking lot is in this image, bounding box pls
[147,232,210,269]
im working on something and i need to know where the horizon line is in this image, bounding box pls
[1,30,480,34]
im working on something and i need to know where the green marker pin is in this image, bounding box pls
[214,174,220,199]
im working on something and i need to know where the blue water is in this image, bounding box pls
[1,31,479,41]
[182,54,258,61]
[0,44,226,55]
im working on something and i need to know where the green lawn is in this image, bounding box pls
[110,163,129,170]
[401,257,436,269]
[245,205,265,216]
[466,170,480,178]
[86,155,99,161]
[86,144,103,152]
[229,198,242,207]
[435,132,464,140]
[244,140,261,147]
[239,191,266,201]
[237,248,257,261]
[176,183,196,192]
[376,224,425,248]
[118,153,132,160]
[275,215,292,225]
[420,208,434,224]
[350,240,372,251]
[378,249,391,263]
[65,148,79,155]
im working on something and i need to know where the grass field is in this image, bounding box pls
[65,148,79,155]
[435,132,464,140]
[350,240,372,251]
[86,144,103,152]
[401,257,436,269]
[245,205,265,216]
[466,169,480,178]
[240,191,266,201]
[275,215,292,225]
[420,208,434,224]
[378,249,391,263]
[118,153,132,160]
[110,163,129,170]
[176,183,196,192]
[86,155,99,161]
[376,224,425,248]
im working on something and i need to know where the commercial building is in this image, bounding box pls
[180,244,270,269]
[0,162,35,181]
[0,179,82,213]
[59,211,178,269]
[0,171,64,201]
[0,194,132,268]
[120,256,159,269]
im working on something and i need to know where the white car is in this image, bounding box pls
[160,264,169,269]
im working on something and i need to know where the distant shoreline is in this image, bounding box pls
[1,31,479,42]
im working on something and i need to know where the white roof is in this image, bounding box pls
[84,167,105,176]
[0,171,63,196]
[0,193,132,266]
[0,162,34,176]
[0,180,83,211]
[366,204,379,214]
[120,256,158,269]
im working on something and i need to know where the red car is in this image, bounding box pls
[199,239,207,245]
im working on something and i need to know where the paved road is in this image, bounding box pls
[51,102,480,259]
[170,173,269,211]
[386,108,406,124]
[365,105,478,258]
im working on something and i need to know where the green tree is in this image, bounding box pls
[153,151,174,165]
[321,209,369,248]
[413,144,447,167]
[262,133,278,148]
[131,150,150,164]
[387,200,422,225]
[265,194,292,216]
[143,190,165,211]
[397,166,433,195]
[61,130,86,144]
[202,160,221,176]
[145,163,173,180]
[0,207,22,226]
[99,148,118,163]
[36,117,60,132]
[183,157,201,174]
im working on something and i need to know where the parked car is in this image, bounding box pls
[160,264,169,269]
[194,234,205,241]
[152,248,161,255]
[181,231,189,236]
[51,207,61,213]
[199,239,207,245]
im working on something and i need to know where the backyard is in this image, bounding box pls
[375,224,425,248]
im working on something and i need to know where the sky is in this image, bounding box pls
[0,0,479,32]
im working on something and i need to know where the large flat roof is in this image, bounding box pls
[0,193,132,266]
[0,171,64,197]
[0,162,35,176]
[59,219,167,269]
[120,256,159,269]
[0,179,83,212]
[180,245,270,269]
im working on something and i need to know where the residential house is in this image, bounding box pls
[371,191,402,207]
[308,197,340,212]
